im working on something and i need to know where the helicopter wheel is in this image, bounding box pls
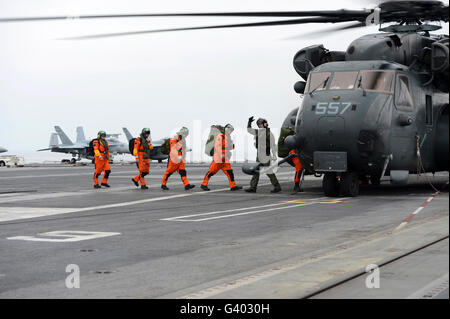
[340,172,359,197]
[323,173,339,197]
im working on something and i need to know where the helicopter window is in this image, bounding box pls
[357,71,394,93]
[307,72,331,93]
[329,71,358,90]
[395,75,413,109]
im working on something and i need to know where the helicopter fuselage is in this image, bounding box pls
[287,60,448,186]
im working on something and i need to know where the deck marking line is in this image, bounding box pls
[395,191,439,231]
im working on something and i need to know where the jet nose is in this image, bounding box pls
[0,147,8,153]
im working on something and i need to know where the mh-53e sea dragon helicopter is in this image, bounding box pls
[1,0,448,197]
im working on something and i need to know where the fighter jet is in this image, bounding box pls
[38,126,88,163]
[122,128,168,163]
[39,126,130,163]
[75,127,129,156]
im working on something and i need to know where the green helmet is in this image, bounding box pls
[178,127,189,137]
[141,128,151,135]
[97,130,106,138]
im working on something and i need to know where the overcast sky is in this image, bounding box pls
[0,0,448,162]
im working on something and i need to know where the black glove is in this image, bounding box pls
[248,116,255,127]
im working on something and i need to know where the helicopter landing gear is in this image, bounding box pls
[340,171,359,197]
[323,173,339,197]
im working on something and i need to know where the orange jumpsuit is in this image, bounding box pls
[290,149,304,183]
[132,137,153,186]
[162,135,190,186]
[93,138,111,185]
[202,133,236,188]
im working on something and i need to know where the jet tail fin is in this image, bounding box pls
[49,132,59,147]
[122,127,134,141]
[76,126,87,143]
[54,126,73,145]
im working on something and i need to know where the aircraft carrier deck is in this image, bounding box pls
[0,163,448,299]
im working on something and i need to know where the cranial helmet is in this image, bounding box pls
[225,124,234,133]
[256,118,268,128]
[141,128,151,135]
[97,130,106,138]
[178,127,189,137]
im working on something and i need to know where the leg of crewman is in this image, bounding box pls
[101,161,111,187]
[94,157,106,188]
[201,162,222,191]
[177,162,192,187]
[221,163,237,189]
[136,159,150,188]
[161,160,178,189]
[292,156,304,193]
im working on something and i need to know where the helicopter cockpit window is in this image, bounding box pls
[356,71,394,93]
[329,71,358,90]
[395,75,414,109]
[306,72,331,93]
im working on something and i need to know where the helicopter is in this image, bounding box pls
[281,0,449,197]
[1,0,448,197]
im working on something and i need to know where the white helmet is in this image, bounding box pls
[225,124,234,133]
[178,127,189,137]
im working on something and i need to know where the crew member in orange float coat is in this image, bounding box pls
[161,127,195,191]
[290,149,304,193]
[93,131,111,189]
[131,128,153,190]
[201,124,242,191]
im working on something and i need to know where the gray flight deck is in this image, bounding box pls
[0,163,448,299]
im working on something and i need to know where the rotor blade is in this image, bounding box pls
[0,10,370,23]
[285,21,366,40]
[60,17,356,40]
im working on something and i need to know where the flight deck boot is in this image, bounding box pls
[292,183,303,194]
[268,174,281,193]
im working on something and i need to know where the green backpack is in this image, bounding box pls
[160,138,171,155]
[205,125,225,156]
[278,126,295,158]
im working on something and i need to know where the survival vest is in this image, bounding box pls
[255,128,272,157]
